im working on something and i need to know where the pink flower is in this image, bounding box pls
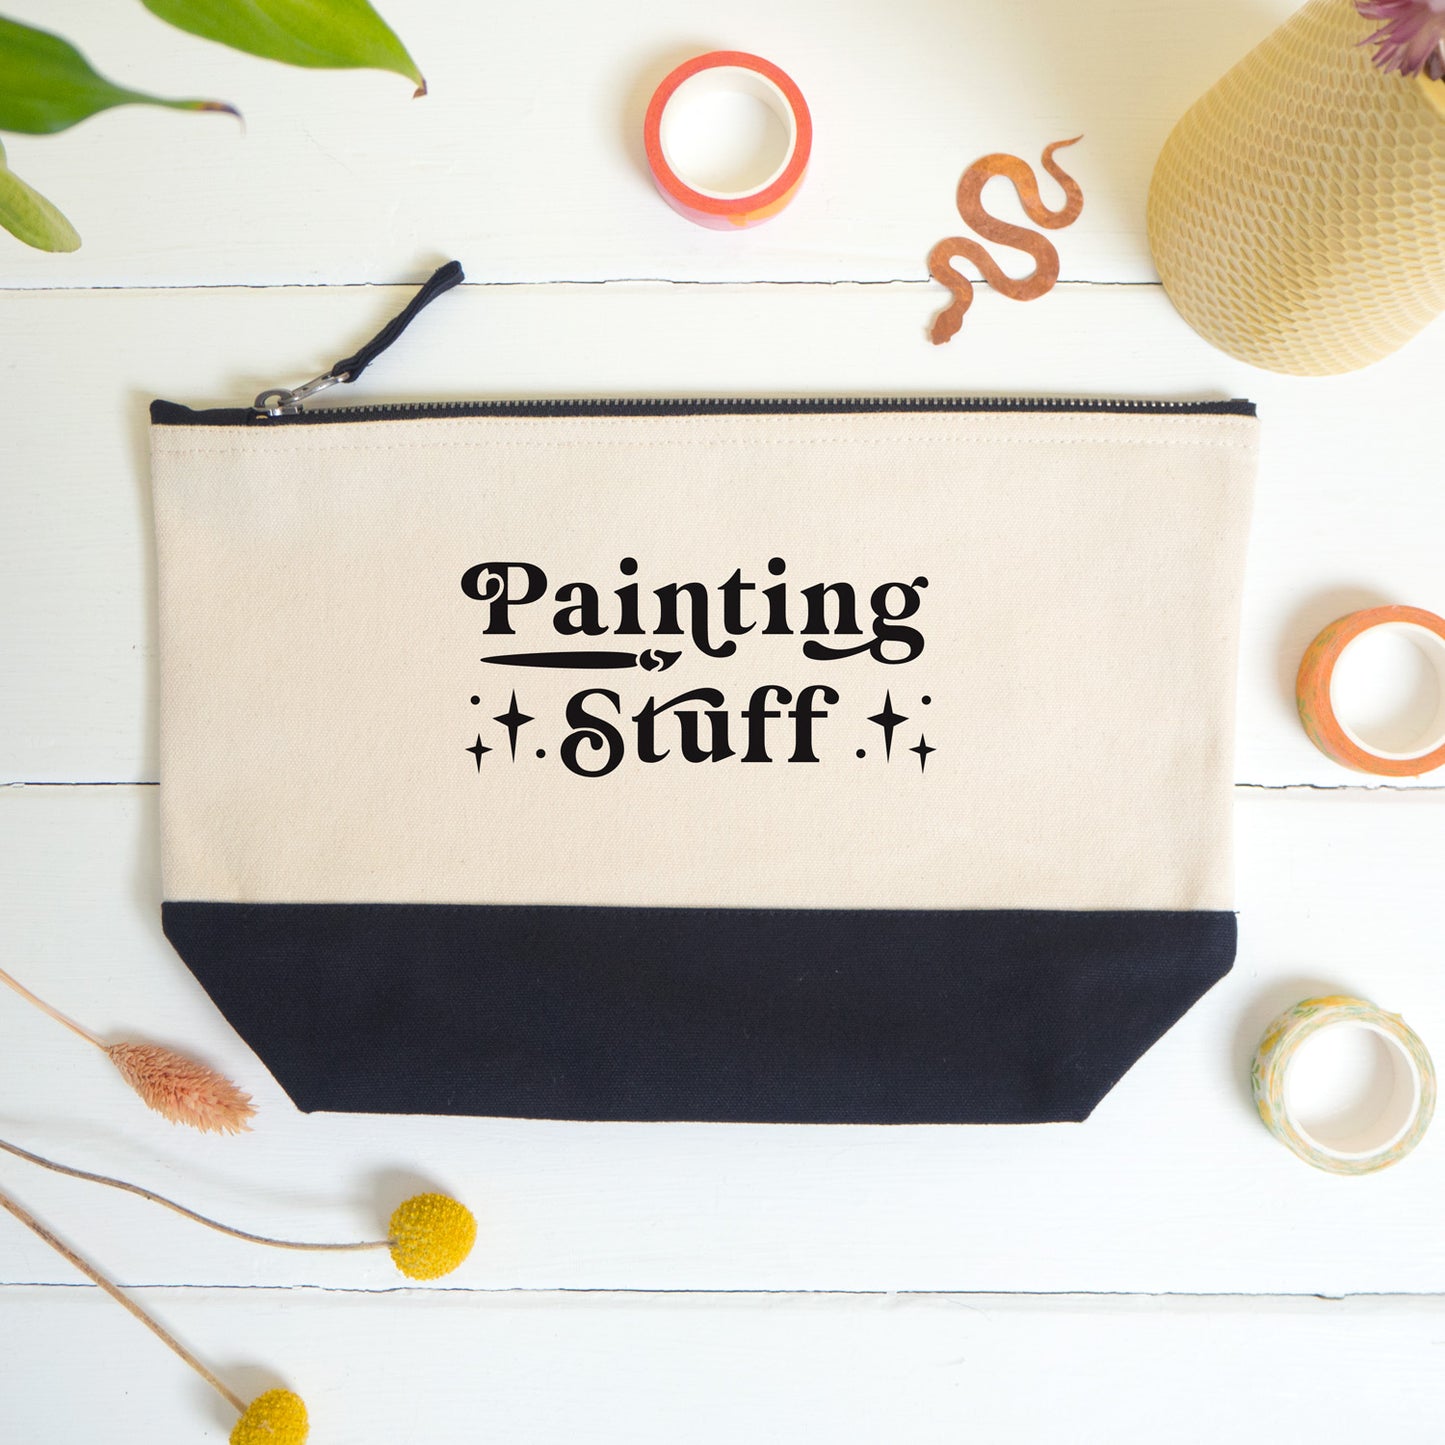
[1357,0,1445,80]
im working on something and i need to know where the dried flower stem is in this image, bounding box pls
[0,1136,392,1252]
[0,965,104,1048]
[0,1183,246,1414]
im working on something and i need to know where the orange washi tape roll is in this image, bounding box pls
[1296,605,1445,776]
[644,51,811,229]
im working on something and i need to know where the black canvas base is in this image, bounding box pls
[162,903,1235,1124]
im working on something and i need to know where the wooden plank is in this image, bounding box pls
[1,783,1442,1295]
[0,0,1297,287]
[2,281,1442,788]
[0,1286,1439,1442]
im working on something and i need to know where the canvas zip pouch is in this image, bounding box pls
[149,261,1259,1124]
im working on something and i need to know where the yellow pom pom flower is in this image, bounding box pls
[388,1191,476,1280]
[231,1389,308,1445]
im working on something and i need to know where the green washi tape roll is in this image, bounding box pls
[1253,996,1435,1175]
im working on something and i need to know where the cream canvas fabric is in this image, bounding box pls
[153,410,1255,910]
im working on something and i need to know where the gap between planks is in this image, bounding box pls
[4,782,1441,794]
[2,1282,1444,1302]
[0,278,1161,296]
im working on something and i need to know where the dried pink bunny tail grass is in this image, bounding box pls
[105,1042,256,1134]
[0,966,256,1133]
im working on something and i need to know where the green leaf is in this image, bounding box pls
[0,140,81,251]
[141,0,425,95]
[0,15,237,135]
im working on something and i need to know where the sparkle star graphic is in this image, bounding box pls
[493,691,534,760]
[867,691,908,760]
[466,735,492,770]
[909,734,936,772]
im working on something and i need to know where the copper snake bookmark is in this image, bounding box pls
[928,137,1084,345]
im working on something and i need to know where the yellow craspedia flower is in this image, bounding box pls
[388,1191,476,1280]
[231,1389,308,1444]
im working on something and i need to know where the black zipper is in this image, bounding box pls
[148,259,1257,427]
[152,394,1257,427]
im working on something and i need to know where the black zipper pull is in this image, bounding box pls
[253,260,465,418]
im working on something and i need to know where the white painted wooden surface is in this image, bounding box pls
[3,0,1444,1438]
[0,0,1298,288]
[4,1289,1440,1444]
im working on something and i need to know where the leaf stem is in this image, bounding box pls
[0,1183,246,1414]
[0,1136,392,1252]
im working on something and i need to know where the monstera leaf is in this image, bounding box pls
[142,0,426,95]
[0,140,80,251]
[0,16,236,135]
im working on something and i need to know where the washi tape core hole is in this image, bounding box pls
[1284,1020,1421,1158]
[658,67,796,199]
[1329,621,1445,761]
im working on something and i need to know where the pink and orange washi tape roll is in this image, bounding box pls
[644,51,812,229]
[1296,605,1445,776]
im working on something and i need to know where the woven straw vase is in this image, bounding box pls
[1148,0,1445,375]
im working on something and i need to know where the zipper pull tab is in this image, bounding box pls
[254,370,346,416]
[253,259,465,418]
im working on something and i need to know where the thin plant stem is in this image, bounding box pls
[0,1184,246,1414]
[0,1136,393,1253]
[0,965,104,1049]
